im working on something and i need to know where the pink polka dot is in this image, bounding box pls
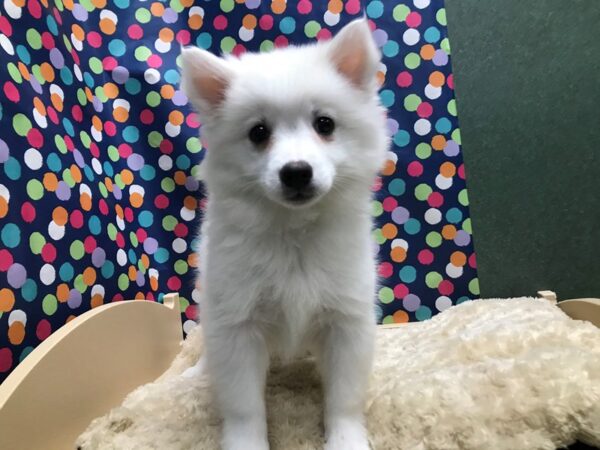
[71,105,83,122]
[274,35,288,48]
[345,0,361,15]
[438,280,455,296]
[140,109,154,125]
[316,28,332,41]
[176,29,191,45]
[407,161,423,177]
[3,82,20,103]
[186,113,201,128]
[394,283,409,299]
[371,176,383,192]
[406,11,422,28]
[167,276,181,291]
[102,56,118,71]
[427,192,444,208]
[136,228,147,243]
[458,163,466,179]
[99,199,109,215]
[112,293,124,302]
[259,14,274,31]
[297,0,312,14]
[147,54,162,68]
[124,207,134,223]
[104,121,117,137]
[27,128,44,148]
[70,210,84,229]
[128,24,143,40]
[468,253,477,269]
[47,106,59,125]
[396,71,413,88]
[115,232,125,248]
[418,249,434,265]
[447,74,454,89]
[417,102,433,118]
[41,243,57,263]
[36,319,52,341]
[71,48,80,66]
[383,197,398,212]
[84,236,97,253]
[378,262,393,278]
[0,15,12,36]
[41,31,54,50]
[28,0,42,19]
[0,348,12,373]
[214,15,228,30]
[232,43,246,57]
[64,136,75,151]
[174,223,188,238]
[21,202,36,223]
[160,139,173,154]
[87,31,103,48]
[89,142,100,158]
[0,250,13,272]
[154,194,170,209]
[118,143,133,158]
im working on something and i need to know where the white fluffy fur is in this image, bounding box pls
[76,298,600,449]
[180,19,389,450]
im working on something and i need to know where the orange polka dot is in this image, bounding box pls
[0,197,8,219]
[135,292,146,300]
[160,85,175,99]
[159,28,175,42]
[188,15,203,30]
[169,110,184,126]
[104,82,119,99]
[104,177,114,192]
[66,315,77,324]
[12,0,25,5]
[80,193,92,211]
[391,247,407,263]
[56,283,70,302]
[140,254,150,269]
[440,162,456,178]
[431,135,446,151]
[381,159,396,176]
[130,192,143,208]
[271,0,286,14]
[429,71,445,87]
[242,14,257,29]
[50,93,63,112]
[0,289,15,312]
[18,62,30,81]
[39,0,48,6]
[40,62,55,83]
[99,18,116,35]
[120,169,134,185]
[328,0,343,14]
[33,97,47,116]
[180,0,193,6]
[92,115,103,131]
[70,164,82,183]
[113,107,129,123]
[187,252,198,268]
[83,267,97,286]
[150,2,165,16]
[43,173,59,192]
[52,206,68,226]
[150,276,159,291]
[115,204,124,219]
[91,0,106,7]
[184,195,197,211]
[84,87,94,102]
[450,251,467,267]
[376,71,385,87]
[91,294,104,309]
[62,0,73,9]
[128,266,137,281]
[71,24,85,41]
[174,171,187,185]
[442,225,457,240]
[393,310,409,324]
[382,223,398,240]
[420,44,435,60]
[8,322,25,345]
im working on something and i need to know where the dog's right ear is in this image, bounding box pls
[180,47,234,115]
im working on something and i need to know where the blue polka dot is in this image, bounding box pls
[416,305,432,321]
[62,118,75,136]
[380,89,395,108]
[435,117,452,134]
[140,165,156,181]
[279,17,296,34]
[46,15,58,35]
[388,178,406,196]
[59,263,74,282]
[16,45,31,64]
[123,126,140,143]
[88,215,102,235]
[108,39,126,57]
[60,67,73,85]
[83,165,95,181]
[154,247,169,264]
[4,157,21,181]
[138,210,154,227]
[404,218,421,235]
[164,69,180,84]
[125,78,142,95]
[393,129,410,147]
[46,153,62,172]
[83,72,95,88]
[103,161,114,177]
[399,265,417,283]
[176,155,191,170]
[457,296,471,304]
[424,26,441,43]
[366,0,384,18]
[196,32,213,49]
[21,279,38,302]
[1,223,21,248]
[101,260,115,279]
[128,249,137,264]
[382,40,399,57]
[446,207,463,224]
[19,347,34,363]
[113,0,130,8]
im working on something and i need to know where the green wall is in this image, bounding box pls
[445,0,600,299]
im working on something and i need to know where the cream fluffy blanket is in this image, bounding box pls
[76,298,600,450]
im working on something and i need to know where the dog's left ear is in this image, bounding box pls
[327,18,380,91]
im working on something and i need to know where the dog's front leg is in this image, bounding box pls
[319,318,374,450]
[204,323,270,450]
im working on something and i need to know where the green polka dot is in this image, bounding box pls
[54,135,67,153]
[174,259,188,275]
[425,271,443,289]
[426,231,442,248]
[118,273,130,290]
[458,189,469,206]
[186,137,202,153]
[88,57,103,74]
[179,296,190,312]
[13,113,32,137]
[42,294,58,315]
[26,179,44,200]
[146,91,161,107]
[107,223,117,240]
[462,218,472,234]
[129,231,139,247]
[378,287,394,304]
[70,240,85,260]
[114,174,125,190]
[469,278,480,296]
[95,86,108,103]
[451,128,462,145]
[220,0,234,12]
[135,8,151,23]
[372,228,385,245]
[393,4,410,21]
[1,223,21,248]
[134,46,152,62]
[7,63,22,83]
[79,130,92,148]
[404,94,421,112]
[304,20,321,38]
[416,143,432,159]
[436,8,447,26]
[77,89,87,106]
[148,131,163,147]
[260,40,274,52]
[74,274,87,293]
[26,29,42,50]
[372,200,383,217]
[62,35,72,52]
[162,215,178,231]
[447,99,457,116]
[107,145,119,161]
[169,0,184,13]
[62,169,75,187]
[29,232,46,254]
[441,38,451,54]
[98,182,108,198]
[31,65,45,85]
[220,36,236,54]
[414,183,432,201]
[404,53,421,70]
[161,177,175,193]
[79,0,94,11]
[382,315,394,325]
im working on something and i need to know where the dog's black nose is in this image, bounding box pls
[279,161,313,190]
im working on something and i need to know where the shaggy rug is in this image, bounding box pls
[76,298,600,450]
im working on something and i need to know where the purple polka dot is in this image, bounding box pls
[386,118,399,136]
[245,0,260,9]
[454,230,471,246]
[185,176,199,192]
[172,90,187,106]
[0,139,9,163]
[443,140,460,157]
[7,263,27,289]
[91,247,106,268]
[403,294,421,312]
[391,207,410,225]
[92,96,103,113]
[73,149,85,168]
[432,49,448,66]
[112,185,123,200]
[111,66,129,84]
[162,8,177,23]
[49,48,65,69]
[136,271,145,287]
[72,4,88,21]
[372,29,388,47]
[29,77,43,94]
[143,237,158,254]
[67,289,82,309]
[56,181,71,201]
[127,154,145,171]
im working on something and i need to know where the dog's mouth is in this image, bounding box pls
[282,188,317,206]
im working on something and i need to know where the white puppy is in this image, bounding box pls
[181,18,389,450]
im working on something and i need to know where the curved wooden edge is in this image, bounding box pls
[0,293,183,450]
[557,298,600,328]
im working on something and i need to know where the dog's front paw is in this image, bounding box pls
[325,417,370,450]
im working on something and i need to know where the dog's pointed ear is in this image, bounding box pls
[180,47,234,114]
[327,18,380,91]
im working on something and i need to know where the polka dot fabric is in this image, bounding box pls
[0,0,478,381]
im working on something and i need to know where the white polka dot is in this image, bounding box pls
[446,263,464,279]
[91,127,103,142]
[116,215,125,231]
[180,207,195,221]
[183,319,197,334]
[192,287,201,304]
[425,83,442,100]
[0,33,15,55]
[424,208,442,225]
[144,68,161,84]
[113,99,130,110]
[40,264,56,285]
[435,296,452,311]
[403,28,420,46]
[391,238,409,250]
[48,221,65,240]
[386,150,398,164]
[324,11,340,26]
[130,184,144,196]
[435,174,453,190]
[238,26,254,42]
[172,238,187,253]
[189,6,204,17]
[100,10,118,21]
[117,249,127,266]
[0,183,10,201]
[73,64,83,82]
[24,148,43,170]
[8,309,26,326]
[71,35,83,51]
[49,84,64,97]
[3,0,22,19]
[158,155,173,171]
[33,109,48,128]
[414,0,431,8]
[154,39,171,53]
[79,184,92,196]
[414,118,431,136]
[165,122,181,137]
[92,158,103,175]
[148,268,158,279]
[91,284,105,297]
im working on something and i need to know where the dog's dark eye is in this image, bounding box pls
[248,123,270,145]
[314,116,335,136]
